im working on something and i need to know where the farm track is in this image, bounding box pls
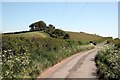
[37,45,102,79]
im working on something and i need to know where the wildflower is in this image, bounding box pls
[4,50,7,53]
[8,49,12,52]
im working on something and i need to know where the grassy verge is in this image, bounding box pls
[95,44,120,79]
[2,32,94,79]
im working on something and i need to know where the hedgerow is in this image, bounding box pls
[95,45,120,79]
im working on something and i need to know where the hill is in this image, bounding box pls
[67,31,105,43]
[10,31,49,38]
[3,31,105,44]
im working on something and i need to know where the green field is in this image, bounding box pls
[67,31,105,43]
[3,31,50,38]
[3,31,105,43]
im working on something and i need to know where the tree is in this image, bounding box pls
[114,38,119,40]
[37,21,46,30]
[107,37,113,39]
[29,24,34,31]
[49,29,70,39]
[63,33,70,39]
[48,24,55,29]
[29,20,46,31]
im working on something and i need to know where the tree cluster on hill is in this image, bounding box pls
[29,20,70,39]
[29,21,55,31]
[29,21,47,31]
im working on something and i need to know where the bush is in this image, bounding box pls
[45,29,70,39]
[95,45,120,79]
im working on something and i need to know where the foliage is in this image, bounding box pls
[29,21,70,39]
[29,21,46,31]
[48,24,55,29]
[63,33,70,39]
[44,28,70,39]
[67,31,106,44]
[105,38,120,48]
[49,29,69,39]
[111,39,120,48]
[2,32,94,79]
[95,45,120,79]
[105,37,113,39]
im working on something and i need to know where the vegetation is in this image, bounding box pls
[2,31,94,79]
[95,44,120,79]
[1,20,109,79]
[29,21,46,31]
[29,20,70,39]
[109,38,120,48]
[67,31,106,44]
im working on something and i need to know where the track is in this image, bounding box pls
[37,46,100,78]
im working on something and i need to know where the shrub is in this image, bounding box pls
[95,45,120,79]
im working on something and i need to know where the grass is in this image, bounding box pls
[8,31,50,38]
[67,31,105,43]
[4,31,105,43]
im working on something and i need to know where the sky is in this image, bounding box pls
[1,2,118,38]
[1,0,119,2]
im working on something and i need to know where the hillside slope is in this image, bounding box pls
[67,31,105,43]
[3,31,50,38]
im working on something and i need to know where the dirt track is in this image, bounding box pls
[38,46,100,78]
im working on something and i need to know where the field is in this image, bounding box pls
[67,31,105,43]
[2,31,97,79]
[3,31,50,38]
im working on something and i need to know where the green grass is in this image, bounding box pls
[6,31,50,38]
[4,31,105,44]
[67,31,105,43]
[109,39,120,47]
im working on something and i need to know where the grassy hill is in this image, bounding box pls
[3,31,105,43]
[67,31,105,43]
[3,31,50,38]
